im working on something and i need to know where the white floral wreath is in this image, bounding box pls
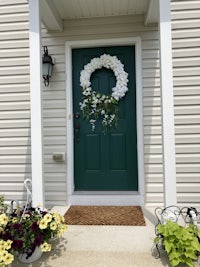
[79,54,128,132]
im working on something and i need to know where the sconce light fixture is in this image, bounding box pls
[42,46,54,86]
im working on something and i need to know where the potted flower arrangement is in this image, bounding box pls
[0,206,67,265]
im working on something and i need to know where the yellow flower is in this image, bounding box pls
[0,227,4,233]
[43,213,52,223]
[4,240,12,250]
[39,219,48,229]
[60,215,65,223]
[0,214,8,226]
[12,217,18,223]
[0,250,8,259]
[40,242,52,252]
[57,225,67,237]
[0,244,5,251]
[52,212,61,224]
[3,252,14,265]
[23,214,30,220]
[50,222,57,231]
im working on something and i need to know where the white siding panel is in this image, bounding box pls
[43,109,65,118]
[172,29,200,39]
[175,134,200,144]
[0,66,29,75]
[0,129,30,138]
[174,86,200,96]
[0,40,29,49]
[0,147,31,155]
[172,0,200,205]
[0,13,28,23]
[43,100,65,109]
[0,93,29,102]
[43,118,65,127]
[0,48,29,57]
[0,102,30,111]
[0,22,28,31]
[171,1,200,11]
[0,119,29,128]
[171,10,200,20]
[45,173,66,182]
[0,84,29,93]
[0,58,29,67]
[173,58,200,68]
[0,165,31,173]
[172,38,200,48]
[172,19,200,30]
[0,4,28,14]
[174,67,200,77]
[0,111,30,119]
[0,156,31,164]
[173,47,200,57]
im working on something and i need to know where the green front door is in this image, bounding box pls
[72,46,138,191]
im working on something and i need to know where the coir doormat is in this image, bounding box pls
[64,206,146,226]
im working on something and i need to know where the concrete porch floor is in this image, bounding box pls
[10,206,197,267]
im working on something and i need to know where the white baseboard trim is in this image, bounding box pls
[68,193,144,206]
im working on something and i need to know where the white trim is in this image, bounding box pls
[159,0,177,206]
[28,0,44,208]
[66,37,144,206]
[41,0,63,32]
[145,0,159,25]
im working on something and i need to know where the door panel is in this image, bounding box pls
[72,46,138,191]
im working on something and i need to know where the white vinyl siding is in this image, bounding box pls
[171,0,200,205]
[0,0,30,202]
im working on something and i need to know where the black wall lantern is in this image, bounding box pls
[42,46,54,86]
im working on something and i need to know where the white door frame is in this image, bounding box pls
[65,37,145,205]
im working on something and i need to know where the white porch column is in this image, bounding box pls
[28,0,44,208]
[159,0,177,206]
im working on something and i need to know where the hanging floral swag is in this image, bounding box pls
[79,54,129,132]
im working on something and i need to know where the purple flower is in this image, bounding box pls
[3,230,12,240]
[34,234,42,246]
[12,223,22,230]
[31,221,39,231]
[12,239,23,250]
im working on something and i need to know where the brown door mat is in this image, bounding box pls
[64,206,146,226]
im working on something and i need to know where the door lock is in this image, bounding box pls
[75,112,80,119]
[75,123,81,144]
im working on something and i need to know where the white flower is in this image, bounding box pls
[79,54,128,131]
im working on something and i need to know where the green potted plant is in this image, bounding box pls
[154,220,200,267]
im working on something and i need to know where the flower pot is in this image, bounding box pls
[18,246,43,263]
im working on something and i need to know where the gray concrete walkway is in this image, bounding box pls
[10,207,173,267]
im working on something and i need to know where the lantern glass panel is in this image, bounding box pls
[43,63,50,77]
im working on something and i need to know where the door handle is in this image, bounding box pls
[75,123,81,144]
